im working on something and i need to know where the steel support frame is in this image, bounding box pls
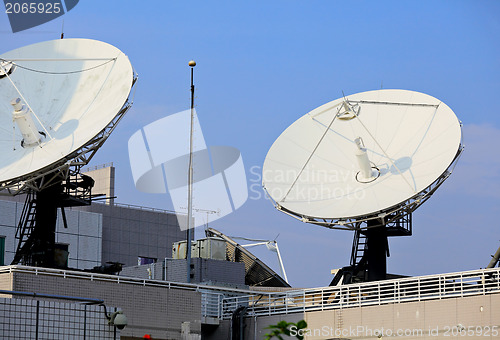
[266,145,463,231]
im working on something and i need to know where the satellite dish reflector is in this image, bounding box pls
[262,89,462,229]
[0,38,135,193]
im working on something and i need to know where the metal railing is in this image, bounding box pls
[2,265,499,321]
[0,265,254,317]
[221,267,500,319]
[103,201,181,215]
[81,162,114,173]
[0,265,251,293]
[0,290,113,339]
[200,290,224,319]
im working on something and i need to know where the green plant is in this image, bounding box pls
[264,320,307,340]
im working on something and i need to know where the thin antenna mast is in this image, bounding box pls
[186,59,196,283]
[60,20,64,39]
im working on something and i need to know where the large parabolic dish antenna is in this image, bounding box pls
[0,38,136,268]
[0,38,135,193]
[263,89,463,230]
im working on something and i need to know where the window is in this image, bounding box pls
[0,236,5,266]
[138,256,157,266]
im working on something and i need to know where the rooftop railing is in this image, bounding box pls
[1,265,499,321]
[220,267,500,319]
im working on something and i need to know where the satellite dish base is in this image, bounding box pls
[11,173,95,268]
[365,222,388,281]
[330,214,412,285]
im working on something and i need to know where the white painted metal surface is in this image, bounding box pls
[0,39,133,186]
[263,89,462,221]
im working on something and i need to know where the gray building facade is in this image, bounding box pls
[0,199,102,269]
[77,203,186,268]
[121,258,246,287]
[0,164,187,270]
[0,266,202,339]
[0,198,186,270]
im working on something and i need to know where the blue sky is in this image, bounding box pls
[1,1,499,287]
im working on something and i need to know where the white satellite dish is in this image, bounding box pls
[0,38,136,267]
[263,89,462,229]
[263,89,463,283]
[0,38,136,193]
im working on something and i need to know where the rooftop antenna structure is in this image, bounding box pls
[262,89,463,284]
[0,39,137,268]
[196,208,218,229]
[232,235,289,283]
[179,206,219,230]
[206,228,290,287]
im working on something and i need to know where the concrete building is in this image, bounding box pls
[77,202,186,268]
[0,266,202,339]
[1,265,499,339]
[0,199,103,269]
[121,257,246,287]
[82,163,116,205]
[0,164,187,269]
[0,197,186,270]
